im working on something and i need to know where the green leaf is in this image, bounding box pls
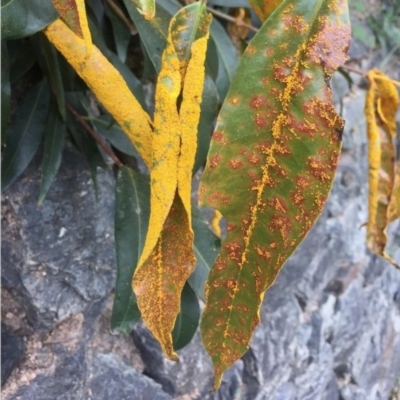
[136,0,156,20]
[111,166,150,333]
[38,103,66,204]
[1,0,58,40]
[38,33,66,120]
[90,115,140,159]
[208,0,250,6]
[9,39,36,84]
[122,0,172,72]
[200,0,351,386]
[104,2,131,63]
[189,207,221,301]
[210,19,240,102]
[172,282,200,351]
[66,93,106,188]
[1,80,50,191]
[193,76,219,174]
[1,41,11,141]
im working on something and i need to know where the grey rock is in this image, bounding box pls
[1,146,116,332]
[1,325,25,386]
[87,353,171,400]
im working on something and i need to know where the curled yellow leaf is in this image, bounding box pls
[43,19,153,167]
[365,69,399,268]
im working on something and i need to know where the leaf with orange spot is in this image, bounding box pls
[52,0,92,54]
[43,18,153,167]
[365,69,399,268]
[199,0,351,387]
[135,0,156,21]
[249,0,283,22]
[132,5,211,358]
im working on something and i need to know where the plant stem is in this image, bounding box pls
[206,6,259,33]
[341,64,367,77]
[66,103,123,168]
[106,0,137,35]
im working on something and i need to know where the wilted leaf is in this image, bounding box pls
[134,193,196,359]
[132,5,210,358]
[200,0,351,386]
[249,0,282,22]
[38,103,66,204]
[44,18,153,167]
[111,166,150,333]
[172,282,200,351]
[2,0,58,40]
[2,80,50,191]
[365,69,399,268]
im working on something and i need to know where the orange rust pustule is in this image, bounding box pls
[249,95,268,110]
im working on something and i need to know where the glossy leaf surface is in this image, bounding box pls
[172,283,200,351]
[2,81,50,191]
[111,167,149,333]
[200,0,351,386]
[38,103,66,204]
[2,0,58,40]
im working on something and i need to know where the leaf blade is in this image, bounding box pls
[38,103,66,204]
[111,167,150,333]
[1,80,50,191]
[200,0,351,386]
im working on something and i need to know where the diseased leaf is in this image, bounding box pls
[111,167,150,333]
[132,5,211,359]
[1,0,58,40]
[249,0,282,22]
[365,69,399,268]
[2,80,50,191]
[172,282,200,351]
[134,193,196,359]
[136,0,156,20]
[199,0,351,386]
[44,18,153,167]
[52,0,92,54]
[388,160,400,223]
[86,10,147,110]
[38,103,66,204]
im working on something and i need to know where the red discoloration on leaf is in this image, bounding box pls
[228,159,244,170]
[209,154,221,168]
[200,0,351,387]
[307,16,351,76]
[250,95,267,110]
[212,131,227,145]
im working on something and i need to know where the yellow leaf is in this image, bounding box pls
[388,160,400,223]
[136,34,182,271]
[132,12,210,356]
[43,19,153,167]
[178,36,209,228]
[365,69,399,268]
